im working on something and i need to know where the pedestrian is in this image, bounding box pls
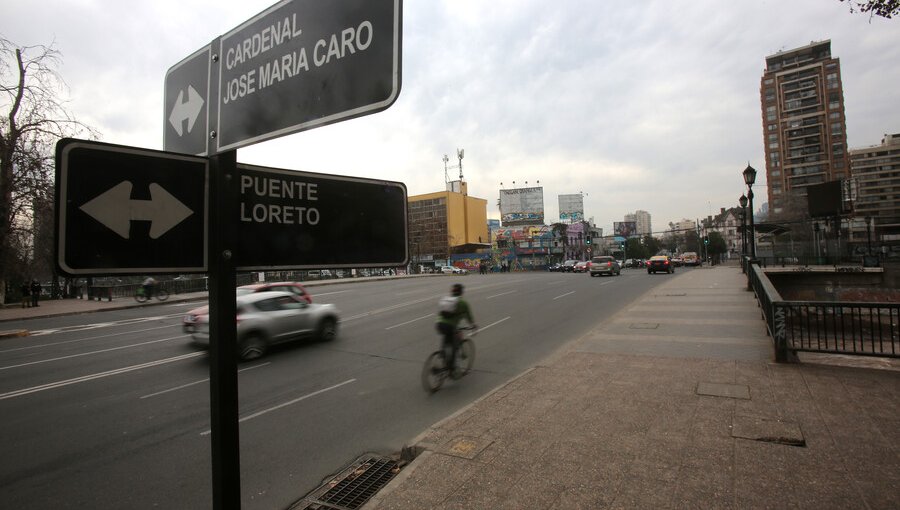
[30,280,41,307]
[21,281,30,308]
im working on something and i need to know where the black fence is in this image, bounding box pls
[746,260,900,361]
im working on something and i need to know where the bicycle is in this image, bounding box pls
[134,286,169,303]
[421,325,477,392]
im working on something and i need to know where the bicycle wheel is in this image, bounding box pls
[155,288,169,301]
[452,339,476,379]
[135,291,147,303]
[421,350,447,392]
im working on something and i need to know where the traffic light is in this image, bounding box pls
[704,236,709,246]
[586,237,591,245]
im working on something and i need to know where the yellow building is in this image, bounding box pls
[408,181,489,266]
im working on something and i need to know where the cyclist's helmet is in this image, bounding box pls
[451,283,464,296]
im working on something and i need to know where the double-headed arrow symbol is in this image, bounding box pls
[168,85,205,137]
[79,181,194,239]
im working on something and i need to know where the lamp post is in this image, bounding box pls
[742,165,757,259]
[739,194,748,257]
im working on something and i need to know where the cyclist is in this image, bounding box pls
[436,283,477,375]
[142,276,157,300]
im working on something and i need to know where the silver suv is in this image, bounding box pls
[191,291,340,361]
[589,256,621,277]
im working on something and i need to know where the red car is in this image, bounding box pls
[573,261,591,273]
[182,282,312,333]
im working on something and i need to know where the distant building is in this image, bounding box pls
[625,210,652,236]
[761,40,850,215]
[408,181,489,270]
[704,208,744,259]
[848,133,900,257]
[669,219,697,235]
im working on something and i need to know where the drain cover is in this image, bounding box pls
[292,455,400,510]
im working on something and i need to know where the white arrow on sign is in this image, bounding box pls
[79,181,194,239]
[168,85,205,136]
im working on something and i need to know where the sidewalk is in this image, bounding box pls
[0,291,208,331]
[366,266,900,509]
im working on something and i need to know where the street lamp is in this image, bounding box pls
[742,164,757,259]
[739,194,748,257]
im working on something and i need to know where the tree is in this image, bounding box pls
[0,37,96,302]
[707,231,728,263]
[839,0,899,19]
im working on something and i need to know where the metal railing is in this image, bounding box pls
[747,262,900,361]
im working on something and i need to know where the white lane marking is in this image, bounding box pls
[553,291,576,300]
[344,296,438,321]
[312,290,350,297]
[0,324,177,353]
[140,362,270,399]
[0,352,205,401]
[478,317,510,331]
[28,313,184,336]
[385,314,434,330]
[486,290,516,299]
[0,335,187,371]
[199,378,357,436]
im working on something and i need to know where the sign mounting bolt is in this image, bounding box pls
[210,131,217,139]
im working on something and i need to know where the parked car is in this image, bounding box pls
[562,260,578,272]
[548,263,563,272]
[190,291,340,361]
[573,261,590,273]
[440,265,468,274]
[647,255,675,274]
[589,256,621,277]
[182,281,312,333]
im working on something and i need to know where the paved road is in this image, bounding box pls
[0,269,680,509]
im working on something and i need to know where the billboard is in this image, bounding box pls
[500,187,544,226]
[558,194,584,223]
[614,221,637,237]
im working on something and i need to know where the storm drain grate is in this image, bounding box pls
[292,455,400,510]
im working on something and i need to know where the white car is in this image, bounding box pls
[191,291,340,361]
[440,265,467,275]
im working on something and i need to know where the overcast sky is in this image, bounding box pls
[5,1,899,234]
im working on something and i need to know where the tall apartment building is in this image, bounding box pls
[624,210,652,235]
[848,133,900,251]
[408,181,489,268]
[761,40,850,215]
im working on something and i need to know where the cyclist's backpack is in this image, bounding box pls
[437,296,459,319]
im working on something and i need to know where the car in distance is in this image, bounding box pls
[548,263,563,272]
[562,260,578,272]
[190,291,340,361]
[671,255,684,267]
[182,281,312,333]
[682,252,700,266]
[647,255,675,274]
[573,261,590,273]
[440,265,468,274]
[589,256,621,277]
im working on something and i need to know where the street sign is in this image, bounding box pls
[55,139,208,275]
[164,45,212,156]
[164,0,402,155]
[236,163,407,270]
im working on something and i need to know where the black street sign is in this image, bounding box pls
[164,45,212,156]
[164,0,402,155]
[236,164,407,270]
[55,139,208,275]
